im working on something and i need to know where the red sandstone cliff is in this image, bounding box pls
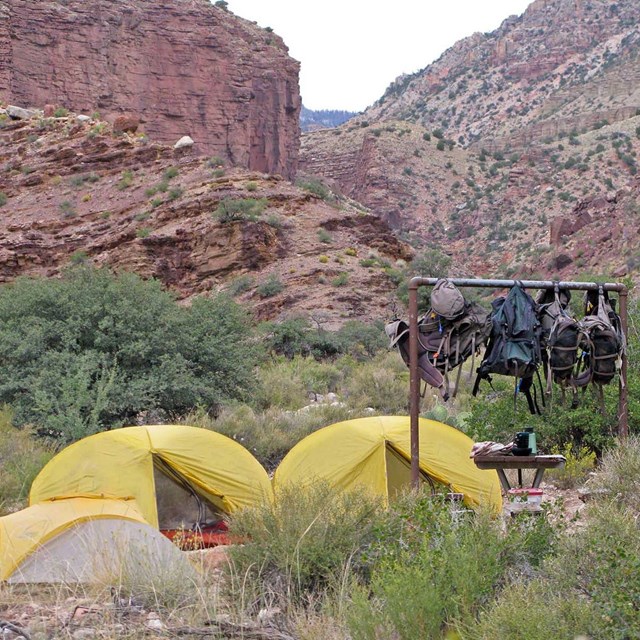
[0,0,301,178]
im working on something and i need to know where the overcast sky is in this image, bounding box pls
[227,1,533,112]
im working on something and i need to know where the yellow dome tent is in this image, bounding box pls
[30,425,273,528]
[0,497,192,583]
[273,416,501,511]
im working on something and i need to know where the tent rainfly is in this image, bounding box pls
[0,497,193,583]
[29,425,274,528]
[273,416,502,511]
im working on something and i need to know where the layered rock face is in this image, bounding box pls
[0,0,301,178]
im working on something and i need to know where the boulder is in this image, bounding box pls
[7,105,37,120]
[113,114,139,134]
[174,135,194,150]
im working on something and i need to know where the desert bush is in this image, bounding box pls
[587,435,640,512]
[227,482,381,611]
[297,178,332,201]
[226,274,254,296]
[117,170,134,190]
[257,274,285,298]
[546,442,596,488]
[546,501,640,637]
[465,579,603,640]
[214,197,267,222]
[464,375,621,455]
[331,272,349,287]
[349,492,557,640]
[344,351,409,413]
[0,267,260,441]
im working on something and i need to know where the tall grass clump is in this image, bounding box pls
[588,435,640,510]
[343,351,410,413]
[226,482,381,614]
[0,407,53,514]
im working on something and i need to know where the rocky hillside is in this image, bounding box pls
[0,108,411,328]
[301,0,640,282]
[366,0,639,153]
[0,0,301,179]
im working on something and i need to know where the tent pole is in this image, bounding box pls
[409,278,421,490]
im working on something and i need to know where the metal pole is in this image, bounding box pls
[618,287,629,439]
[408,279,420,489]
[406,276,629,452]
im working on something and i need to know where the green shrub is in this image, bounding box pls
[163,166,179,180]
[136,226,151,238]
[214,197,268,222]
[319,255,329,264]
[297,178,332,201]
[225,274,254,297]
[546,502,640,636]
[117,170,134,190]
[466,579,603,640]
[344,352,409,413]
[207,156,225,168]
[317,228,333,244]
[349,492,557,640]
[546,443,596,488]
[186,401,354,470]
[59,200,76,217]
[436,140,445,151]
[168,187,183,201]
[588,436,640,512]
[257,274,284,298]
[0,267,260,441]
[0,192,7,207]
[245,181,258,192]
[331,272,349,287]
[53,107,68,118]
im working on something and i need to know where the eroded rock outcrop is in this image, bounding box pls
[0,0,301,178]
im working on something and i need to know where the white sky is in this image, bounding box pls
[227,1,533,112]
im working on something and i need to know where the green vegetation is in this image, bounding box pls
[0,267,259,442]
[117,169,134,190]
[2,259,640,638]
[0,192,7,207]
[296,177,333,201]
[331,272,349,286]
[59,200,76,218]
[256,274,284,298]
[53,107,69,118]
[214,197,268,222]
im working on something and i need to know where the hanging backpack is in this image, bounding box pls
[385,279,491,401]
[472,282,544,414]
[580,286,625,390]
[536,286,586,405]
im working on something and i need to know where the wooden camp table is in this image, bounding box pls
[472,454,566,494]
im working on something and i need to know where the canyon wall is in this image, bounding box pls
[0,0,301,178]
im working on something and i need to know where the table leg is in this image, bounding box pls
[532,469,545,488]
[496,469,511,494]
